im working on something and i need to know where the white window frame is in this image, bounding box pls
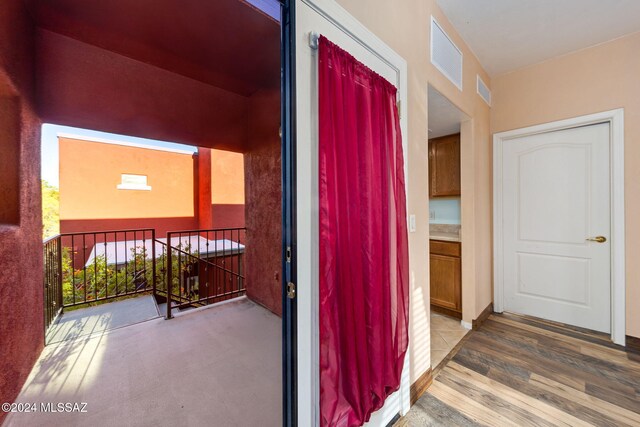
[117,174,152,191]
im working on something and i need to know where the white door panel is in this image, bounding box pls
[295,1,410,426]
[502,123,611,333]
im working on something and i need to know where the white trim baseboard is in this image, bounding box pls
[492,109,626,346]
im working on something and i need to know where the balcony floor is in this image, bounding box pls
[6,297,281,427]
[46,295,161,344]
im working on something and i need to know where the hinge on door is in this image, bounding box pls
[286,246,292,263]
[287,282,296,299]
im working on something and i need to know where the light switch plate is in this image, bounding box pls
[409,214,416,232]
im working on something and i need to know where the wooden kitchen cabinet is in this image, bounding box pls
[430,240,462,319]
[429,133,460,197]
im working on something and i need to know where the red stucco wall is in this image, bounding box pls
[244,89,282,316]
[210,149,245,228]
[58,141,248,236]
[0,96,20,225]
[0,3,274,416]
[196,148,214,230]
[212,204,246,229]
[0,1,44,418]
[37,30,249,152]
[60,217,198,239]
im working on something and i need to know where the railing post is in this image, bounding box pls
[43,241,49,338]
[56,236,63,311]
[238,253,244,292]
[44,235,64,342]
[166,233,173,319]
[151,229,157,297]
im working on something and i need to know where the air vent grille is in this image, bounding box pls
[477,75,491,106]
[431,17,463,90]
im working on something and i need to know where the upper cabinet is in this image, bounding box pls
[429,133,460,197]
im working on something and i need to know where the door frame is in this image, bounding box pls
[294,0,410,425]
[492,109,625,345]
[281,0,298,426]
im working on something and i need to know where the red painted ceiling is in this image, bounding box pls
[23,0,280,151]
[27,0,280,96]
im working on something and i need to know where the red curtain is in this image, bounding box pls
[319,36,410,427]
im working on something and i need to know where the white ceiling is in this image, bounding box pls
[436,0,640,76]
[428,85,468,139]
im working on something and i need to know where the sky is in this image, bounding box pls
[41,124,197,187]
[246,0,281,21]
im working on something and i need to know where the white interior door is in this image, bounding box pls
[501,123,611,333]
[295,1,410,426]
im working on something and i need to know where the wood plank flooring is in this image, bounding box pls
[398,312,640,426]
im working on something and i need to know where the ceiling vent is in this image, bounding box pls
[476,75,491,106]
[431,17,463,90]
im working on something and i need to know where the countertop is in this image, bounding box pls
[429,232,461,243]
[429,224,461,242]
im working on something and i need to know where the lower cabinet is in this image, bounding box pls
[429,240,462,319]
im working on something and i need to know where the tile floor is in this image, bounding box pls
[430,312,469,368]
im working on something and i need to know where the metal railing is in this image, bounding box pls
[57,229,157,309]
[42,227,246,336]
[43,235,63,332]
[154,239,169,297]
[165,228,246,318]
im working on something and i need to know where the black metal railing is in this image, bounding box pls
[154,239,169,297]
[57,228,157,309]
[43,235,63,333]
[165,228,246,318]
[42,227,246,337]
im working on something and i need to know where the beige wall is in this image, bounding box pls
[211,149,245,205]
[426,7,494,325]
[59,137,195,220]
[335,0,493,383]
[491,31,640,338]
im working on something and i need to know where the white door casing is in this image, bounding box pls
[493,109,625,345]
[295,0,410,425]
[504,123,611,332]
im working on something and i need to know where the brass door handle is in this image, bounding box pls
[586,236,607,243]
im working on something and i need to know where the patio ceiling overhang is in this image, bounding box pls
[25,0,281,152]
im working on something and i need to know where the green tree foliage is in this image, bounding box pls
[42,180,60,239]
[60,243,191,309]
[62,246,159,308]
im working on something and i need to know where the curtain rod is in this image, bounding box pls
[309,32,320,50]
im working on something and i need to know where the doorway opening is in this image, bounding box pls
[9,0,288,425]
[427,85,470,369]
[493,109,626,345]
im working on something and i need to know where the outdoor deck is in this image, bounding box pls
[46,295,160,344]
[6,297,281,427]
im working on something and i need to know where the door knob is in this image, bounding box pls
[586,236,607,243]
